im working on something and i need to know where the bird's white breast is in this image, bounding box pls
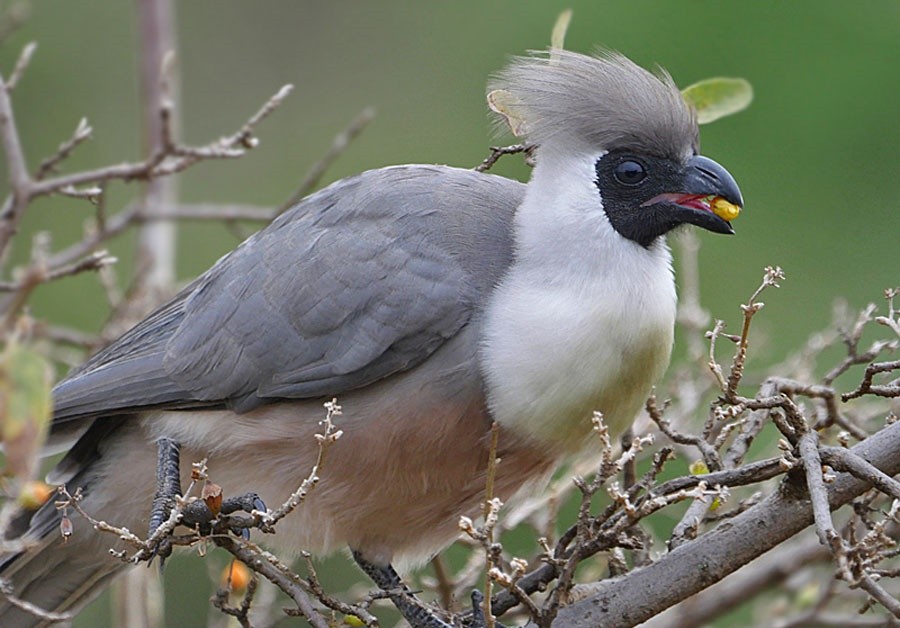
[480,150,677,452]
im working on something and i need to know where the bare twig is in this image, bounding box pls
[474,143,536,172]
[0,67,32,258]
[261,399,342,527]
[213,537,329,628]
[34,118,94,182]
[139,202,275,222]
[842,360,900,401]
[821,446,900,500]
[0,250,117,293]
[276,106,375,215]
[5,41,36,92]
[556,420,900,626]
[0,580,73,624]
[22,83,292,200]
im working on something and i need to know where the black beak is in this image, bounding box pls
[641,155,743,236]
[672,155,743,235]
[684,155,743,207]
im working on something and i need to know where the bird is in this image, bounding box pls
[0,49,742,626]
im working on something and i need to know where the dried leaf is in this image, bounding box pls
[682,77,753,124]
[487,89,528,137]
[202,481,223,515]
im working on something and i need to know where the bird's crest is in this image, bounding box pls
[489,49,698,159]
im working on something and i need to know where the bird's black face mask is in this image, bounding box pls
[595,150,743,248]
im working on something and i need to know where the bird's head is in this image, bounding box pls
[490,50,743,248]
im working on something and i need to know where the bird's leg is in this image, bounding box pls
[465,590,508,628]
[352,550,452,628]
[148,437,183,563]
[149,438,268,557]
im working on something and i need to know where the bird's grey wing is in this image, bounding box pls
[52,165,523,423]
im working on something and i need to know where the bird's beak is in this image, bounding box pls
[642,155,743,235]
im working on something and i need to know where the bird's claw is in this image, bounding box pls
[148,439,268,567]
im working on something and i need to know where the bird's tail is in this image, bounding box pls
[0,420,135,626]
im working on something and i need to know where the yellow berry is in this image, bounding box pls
[221,560,252,592]
[689,460,709,475]
[18,480,54,510]
[712,197,741,221]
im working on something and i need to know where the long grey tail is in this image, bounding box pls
[0,420,133,626]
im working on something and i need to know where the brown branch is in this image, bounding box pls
[0,580,73,624]
[474,143,535,172]
[5,41,36,92]
[646,394,722,470]
[261,399,342,528]
[798,430,838,549]
[724,266,785,400]
[555,420,900,626]
[856,572,900,619]
[641,535,830,628]
[211,568,258,628]
[0,66,32,259]
[842,360,900,401]
[300,552,380,626]
[23,83,292,200]
[140,202,275,222]
[34,117,93,182]
[213,537,329,628]
[821,446,900,501]
[0,250,117,293]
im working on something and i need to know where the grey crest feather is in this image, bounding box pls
[490,49,698,158]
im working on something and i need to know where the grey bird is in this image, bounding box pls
[0,49,743,626]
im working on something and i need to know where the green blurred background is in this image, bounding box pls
[1,1,898,625]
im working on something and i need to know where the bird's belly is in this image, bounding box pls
[138,327,559,566]
[141,392,556,567]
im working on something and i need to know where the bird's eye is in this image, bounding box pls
[614,160,646,186]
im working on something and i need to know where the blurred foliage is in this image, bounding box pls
[0,330,53,485]
[0,1,898,626]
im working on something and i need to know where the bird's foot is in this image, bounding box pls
[147,437,183,565]
[352,550,452,628]
[146,438,267,567]
[182,491,268,539]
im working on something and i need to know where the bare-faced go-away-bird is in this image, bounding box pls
[0,49,744,626]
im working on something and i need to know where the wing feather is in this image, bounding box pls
[51,165,523,425]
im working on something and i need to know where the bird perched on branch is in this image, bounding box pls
[0,49,742,626]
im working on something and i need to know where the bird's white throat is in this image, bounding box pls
[480,151,677,451]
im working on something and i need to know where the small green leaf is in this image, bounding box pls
[689,460,709,475]
[682,77,753,124]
